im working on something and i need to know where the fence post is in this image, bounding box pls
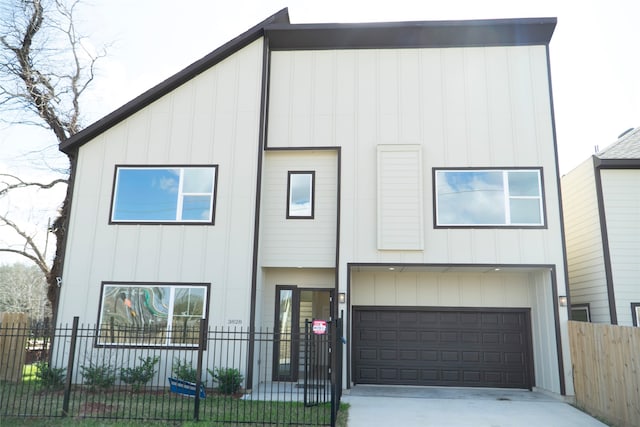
[62,316,79,417]
[193,318,207,421]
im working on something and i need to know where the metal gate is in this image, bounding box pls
[302,316,344,424]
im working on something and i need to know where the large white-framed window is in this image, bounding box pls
[110,165,218,224]
[434,168,545,227]
[97,282,209,347]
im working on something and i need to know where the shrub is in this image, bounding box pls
[34,361,66,390]
[80,362,116,391]
[172,358,199,383]
[208,367,243,395]
[120,356,159,392]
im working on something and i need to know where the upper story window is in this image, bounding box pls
[287,171,314,219]
[97,282,209,347]
[434,168,545,227]
[111,166,217,224]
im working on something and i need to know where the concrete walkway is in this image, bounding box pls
[342,386,608,427]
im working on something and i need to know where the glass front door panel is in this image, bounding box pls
[274,287,332,382]
[276,289,294,379]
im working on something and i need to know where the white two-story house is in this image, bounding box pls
[57,9,572,396]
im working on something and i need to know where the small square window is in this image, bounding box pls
[110,166,217,224]
[287,171,314,219]
[97,282,209,347]
[571,304,591,322]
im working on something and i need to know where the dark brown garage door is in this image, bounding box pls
[352,307,533,389]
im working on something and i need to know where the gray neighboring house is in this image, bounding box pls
[562,127,640,326]
[56,9,573,396]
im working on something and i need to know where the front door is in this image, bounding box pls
[273,286,333,381]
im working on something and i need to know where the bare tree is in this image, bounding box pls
[0,263,51,320]
[0,0,104,320]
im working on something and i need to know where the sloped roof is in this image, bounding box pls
[60,10,556,154]
[596,127,640,159]
[59,8,291,154]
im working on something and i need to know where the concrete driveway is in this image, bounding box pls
[342,386,608,427]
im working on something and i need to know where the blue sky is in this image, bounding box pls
[1,0,639,263]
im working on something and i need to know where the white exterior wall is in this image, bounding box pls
[58,39,265,327]
[268,45,571,394]
[260,150,338,267]
[561,159,611,323]
[601,169,640,326]
[268,46,565,268]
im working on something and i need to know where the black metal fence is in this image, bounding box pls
[0,316,345,425]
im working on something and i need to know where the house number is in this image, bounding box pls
[227,319,242,325]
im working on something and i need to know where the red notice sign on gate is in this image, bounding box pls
[312,319,327,335]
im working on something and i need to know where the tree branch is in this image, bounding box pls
[0,173,67,197]
[0,214,50,276]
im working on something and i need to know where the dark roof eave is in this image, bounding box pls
[266,17,557,50]
[60,13,556,153]
[594,157,640,169]
[59,8,290,154]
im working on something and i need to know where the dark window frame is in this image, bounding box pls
[109,164,218,225]
[286,171,315,219]
[433,167,547,229]
[570,303,591,322]
[95,281,210,349]
[632,303,640,326]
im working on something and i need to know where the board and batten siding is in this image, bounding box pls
[601,169,640,326]
[58,39,265,327]
[260,150,338,268]
[561,159,611,323]
[268,46,564,267]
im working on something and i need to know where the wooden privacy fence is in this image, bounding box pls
[0,313,29,382]
[568,320,640,427]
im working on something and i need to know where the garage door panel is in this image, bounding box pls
[353,307,532,389]
[461,332,480,344]
[400,369,418,380]
[400,350,418,360]
[482,332,500,344]
[421,331,438,342]
[379,312,398,323]
[462,351,480,362]
[358,348,377,360]
[440,331,458,342]
[380,368,398,380]
[504,332,524,344]
[421,350,438,361]
[379,330,398,341]
[399,330,418,341]
[399,312,418,323]
[358,328,377,340]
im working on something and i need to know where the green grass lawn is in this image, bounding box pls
[2,364,349,426]
[0,403,349,427]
